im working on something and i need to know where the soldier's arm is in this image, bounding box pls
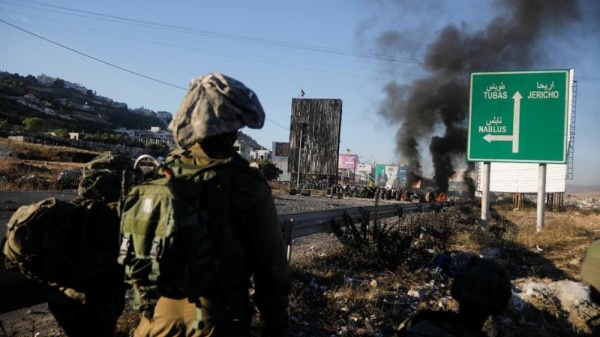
[247,183,291,335]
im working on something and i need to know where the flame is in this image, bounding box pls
[435,192,447,202]
[411,180,421,189]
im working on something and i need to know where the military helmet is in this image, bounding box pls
[582,240,600,292]
[78,152,135,202]
[169,73,265,149]
[450,257,512,315]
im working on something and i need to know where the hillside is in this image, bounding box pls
[0,71,167,133]
[0,72,268,152]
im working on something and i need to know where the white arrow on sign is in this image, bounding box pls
[483,134,514,142]
[511,91,521,153]
[482,91,522,153]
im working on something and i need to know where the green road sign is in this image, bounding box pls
[467,70,572,163]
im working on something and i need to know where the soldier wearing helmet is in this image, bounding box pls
[581,239,600,332]
[132,73,291,337]
[394,256,512,337]
[12,152,135,337]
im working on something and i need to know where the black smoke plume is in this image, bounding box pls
[376,0,590,191]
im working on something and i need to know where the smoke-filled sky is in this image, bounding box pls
[369,0,600,190]
[1,0,599,185]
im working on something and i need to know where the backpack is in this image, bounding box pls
[78,151,137,202]
[2,152,133,290]
[117,152,245,326]
[2,197,121,289]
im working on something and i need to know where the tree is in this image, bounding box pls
[53,128,70,138]
[22,117,44,133]
[53,78,65,88]
[145,143,170,158]
[24,75,38,85]
[253,159,282,181]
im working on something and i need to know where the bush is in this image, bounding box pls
[331,201,460,270]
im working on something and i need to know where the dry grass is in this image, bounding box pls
[0,137,97,191]
[0,137,98,163]
[281,201,600,336]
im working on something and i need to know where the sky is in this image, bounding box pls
[1,0,599,186]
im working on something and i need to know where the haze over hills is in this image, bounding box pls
[0,71,266,150]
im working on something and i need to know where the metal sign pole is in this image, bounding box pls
[481,162,491,225]
[537,163,547,232]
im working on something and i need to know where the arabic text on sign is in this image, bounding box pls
[536,81,555,90]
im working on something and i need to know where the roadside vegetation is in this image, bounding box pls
[282,202,600,336]
[0,137,97,191]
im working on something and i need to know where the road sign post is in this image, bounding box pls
[468,70,573,229]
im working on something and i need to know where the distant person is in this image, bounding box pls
[131,73,291,337]
[393,257,512,337]
[581,239,600,333]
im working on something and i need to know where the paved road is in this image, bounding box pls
[0,190,78,238]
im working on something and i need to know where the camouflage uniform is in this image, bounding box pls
[47,153,133,337]
[581,239,600,333]
[133,73,291,337]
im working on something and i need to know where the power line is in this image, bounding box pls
[5,0,600,84]
[3,0,599,114]
[0,0,468,70]
[0,18,291,130]
[7,8,420,81]
[0,19,188,90]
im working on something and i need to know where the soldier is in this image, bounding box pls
[394,257,512,337]
[133,73,291,337]
[580,239,600,333]
[46,152,133,337]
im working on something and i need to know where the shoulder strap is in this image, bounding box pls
[163,149,231,177]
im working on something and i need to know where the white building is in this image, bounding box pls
[132,107,156,117]
[234,139,252,159]
[156,111,172,121]
[36,74,55,85]
[250,149,270,160]
[64,81,87,94]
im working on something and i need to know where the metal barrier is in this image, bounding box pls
[279,201,446,261]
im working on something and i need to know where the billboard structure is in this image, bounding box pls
[374,164,409,189]
[394,164,409,188]
[289,98,343,183]
[356,163,373,183]
[338,154,358,170]
[272,141,290,160]
[476,162,567,193]
[272,141,291,182]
